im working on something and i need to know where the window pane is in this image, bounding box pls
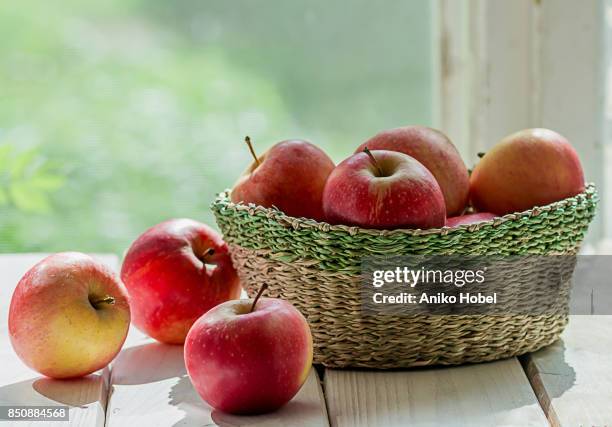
[0,0,433,253]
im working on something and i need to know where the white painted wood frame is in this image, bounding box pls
[434,0,608,249]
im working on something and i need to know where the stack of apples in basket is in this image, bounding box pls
[232,126,585,228]
[8,125,585,415]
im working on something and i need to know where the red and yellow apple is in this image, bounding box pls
[185,288,313,415]
[322,149,446,229]
[446,212,497,227]
[231,138,335,221]
[9,252,130,379]
[470,128,585,215]
[356,126,469,216]
[121,218,241,345]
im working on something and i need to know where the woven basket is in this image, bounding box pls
[211,184,598,369]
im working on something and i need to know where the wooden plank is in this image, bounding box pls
[522,315,612,426]
[106,330,329,427]
[324,358,548,427]
[0,254,118,426]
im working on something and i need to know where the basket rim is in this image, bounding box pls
[212,183,597,237]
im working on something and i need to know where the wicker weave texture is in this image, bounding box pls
[211,185,598,368]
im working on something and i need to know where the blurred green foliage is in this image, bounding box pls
[0,0,432,254]
[0,144,65,213]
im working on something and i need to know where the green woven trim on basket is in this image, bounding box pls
[211,184,598,270]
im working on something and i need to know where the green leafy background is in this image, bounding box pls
[0,0,433,254]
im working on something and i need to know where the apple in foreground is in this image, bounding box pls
[9,252,130,379]
[446,212,497,227]
[121,219,241,344]
[470,128,585,215]
[322,149,446,229]
[356,126,469,216]
[231,137,335,221]
[185,285,313,415]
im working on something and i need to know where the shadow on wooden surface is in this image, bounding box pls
[522,316,612,427]
[0,370,109,426]
[520,339,575,426]
[106,340,210,426]
[168,374,215,427]
[0,376,102,407]
[209,370,329,427]
[107,337,329,427]
[111,342,185,385]
[32,374,108,407]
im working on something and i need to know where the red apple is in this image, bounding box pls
[121,218,241,345]
[9,252,130,379]
[185,285,313,415]
[356,126,469,215]
[231,137,335,221]
[322,149,446,229]
[470,128,585,215]
[446,212,497,227]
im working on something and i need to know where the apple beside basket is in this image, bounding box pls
[211,185,598,369]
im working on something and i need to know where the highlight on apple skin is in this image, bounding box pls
[121,218,241,345]
[356,126,470,216]
[231,138,335,221]
[322,149,446,229]
[470,128,585,215]
[9,252,130,379]
[184,293,313,415]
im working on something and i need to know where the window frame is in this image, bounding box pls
[434,0,609,251]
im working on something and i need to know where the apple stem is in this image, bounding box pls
[250,283,268,313]
[203,247,215,258]
[91,295,115,308]
[363,146,384,176]
[245,136,260,167]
